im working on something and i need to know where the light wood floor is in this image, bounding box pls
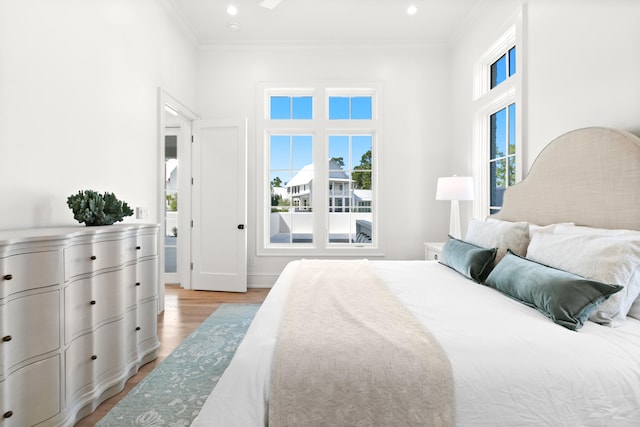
[75,285,270,426]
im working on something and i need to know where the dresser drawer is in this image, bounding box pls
[0,354,60,427]
[123,309,141,365]
[64,237,138,280]
[64,266,135,343]
[136,232,158,258]
[65,320,127,403]
[0,251,61,300]
[0,290,60,373]
[137,258,158,302]
[137,298,158,347]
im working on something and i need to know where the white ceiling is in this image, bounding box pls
[169,0,481,45]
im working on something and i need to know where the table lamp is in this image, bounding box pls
[436,176,474,239]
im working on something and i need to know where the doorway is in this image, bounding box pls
[158,89,198,311]
[158,90,248,305]
[164,129,179,285]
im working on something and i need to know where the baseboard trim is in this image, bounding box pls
[247,273,278,288]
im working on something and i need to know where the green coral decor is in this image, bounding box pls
[67,190,134,226]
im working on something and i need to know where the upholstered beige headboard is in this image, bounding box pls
[492,127,640,231]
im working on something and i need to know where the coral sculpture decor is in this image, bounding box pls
[67,190,134,226]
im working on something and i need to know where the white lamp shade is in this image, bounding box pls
[435,176,474,201]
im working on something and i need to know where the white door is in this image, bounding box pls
[191,119,247,292]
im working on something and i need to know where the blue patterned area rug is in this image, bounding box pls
[96,303,260,427]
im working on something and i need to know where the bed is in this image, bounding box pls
[192,127,640,426]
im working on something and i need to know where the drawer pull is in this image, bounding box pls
[135,282,141,287]
[136,326,141,331]
[136,246,141,250]
[2,335,11,342]
[91,355,98,360]
[90,300,97,305]
[3,410,13,419]
[90,255,97,261]
[2,274,12,281]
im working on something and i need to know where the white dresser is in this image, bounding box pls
[0,224,160,426]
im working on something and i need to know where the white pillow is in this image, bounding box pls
[465,218,530,265]
[526,224,640,327]
[528,222,574,239]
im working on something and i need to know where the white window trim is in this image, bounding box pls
[472,7,525,220]
[256,81,384,257]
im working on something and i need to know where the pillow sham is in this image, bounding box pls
[484,251,623,331]
[438,236,497,282]
[465,218,529,265]
[528,222,574,238]
[526,224,640,327]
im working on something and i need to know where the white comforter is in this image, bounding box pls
[191,260,640,426]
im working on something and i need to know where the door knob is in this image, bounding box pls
[237,224,245,230]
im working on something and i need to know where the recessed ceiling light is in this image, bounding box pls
[227,5,238,16]
[260,0,283,10]
[407,5,418,15]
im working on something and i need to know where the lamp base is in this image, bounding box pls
[449,199,461,239]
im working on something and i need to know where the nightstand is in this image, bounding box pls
[424,242,445,261]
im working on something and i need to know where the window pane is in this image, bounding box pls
[508,156,516,186]
[269,134,313,245]
[269,208,290,243]
[292,96,312,119]
[490,54,507,89]
[351,135,372,170]
[328,134,373,245]
[270,96,290,119]
[490,159,506,208]
[508,46,516,76]
[352,170,371,191]
[329,135,349,170]
[270,135,291,170]
[291,135,312,170]
[329,97,349,119]
[351,97,372,119]
[270,171,291,209]
[291,212,313,243]
[508,103,516,155]
[490,107,507,159]
[329,211,348,242]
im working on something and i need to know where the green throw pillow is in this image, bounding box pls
[484,251,623,331]
[439,236,497,282]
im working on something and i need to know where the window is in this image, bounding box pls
[270,96,312,119]
[328,96,373,120]
[258,84,382,255]
[473,20,522,218]
[490,46,516,89]
[489,103,516,213]
[487,44,517,214]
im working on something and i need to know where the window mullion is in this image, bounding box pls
[314,126,328,251]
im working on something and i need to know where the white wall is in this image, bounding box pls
[525,0,640,162]
[0,0,197,230]
[450,0,640,227]
[196,43,453,284]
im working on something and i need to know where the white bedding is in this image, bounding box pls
[191,260,640,426]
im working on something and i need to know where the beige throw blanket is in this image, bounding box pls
[269,260,454,427]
